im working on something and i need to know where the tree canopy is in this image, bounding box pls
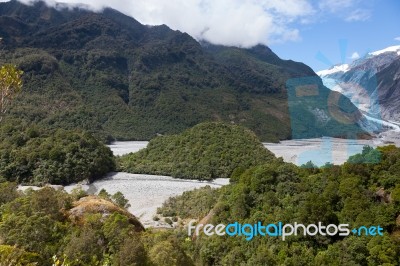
[0,64,23,122]
[118,122,275,180]
[157,145,400,265]
[0,120,115,185]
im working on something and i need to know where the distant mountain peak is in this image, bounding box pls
[317,44,400,127]
[368,45,400,57]
[318,45,400,77]
[316,63,350,76]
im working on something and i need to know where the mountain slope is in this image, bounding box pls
[0,0,366,141]
[318,45,400,126]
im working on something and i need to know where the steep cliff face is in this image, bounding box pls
[318,46,400,125]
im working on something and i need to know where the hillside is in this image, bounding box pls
[118,122,275,180]
[0,185,155,265]
[318,45,400,125]
[0,120,115,185]
[158,145,400,265]
[0,0,366,142]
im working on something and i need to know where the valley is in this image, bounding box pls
[0,1,399,265]
[66,133,397,228]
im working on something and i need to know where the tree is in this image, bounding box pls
[0,64,23,122]
[112,191,130,209]
[149,240,193,266]
[98,188,111,200]
[0,245,42,266]
[112,237,148,266]
[0,181,19,205]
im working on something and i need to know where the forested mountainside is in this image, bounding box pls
[318,46,400,124]
[158,145,400,265]
[0,0,365,142]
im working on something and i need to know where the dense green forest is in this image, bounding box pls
[0,183,193,265]
[0,2,397,266]
[1,145,399,265]
[118,122,275,180]
[157,145,400,265]
[0,120,115,185]
[0,1,366,142]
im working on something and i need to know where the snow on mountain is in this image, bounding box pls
[316,64,349,76]
[368,45,400,56]
[317,45,400,134]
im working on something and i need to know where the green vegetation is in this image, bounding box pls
[0,64,23,122]
[0,3,393,266]
[0,184,195,266]
[0,1,367,142]
[0,120,115,185]
[0,123,398,265]
[98,188,131,209]
[118,122,275,180]
[158,186,220,219]
[0,245,43,266]
[158,145,400,265]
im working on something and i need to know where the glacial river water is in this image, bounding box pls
[20,134,399,227]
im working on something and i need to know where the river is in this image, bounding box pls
[99,136,395,226]
[109,133,398,167]
[20,134,399,228]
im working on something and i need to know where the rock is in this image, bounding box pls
[68,195,145,231]
[375,188,392,203]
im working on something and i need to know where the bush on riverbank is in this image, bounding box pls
[0,120,115,185]
[118,122,275,180]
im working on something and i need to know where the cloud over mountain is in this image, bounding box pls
[3,0,373,47]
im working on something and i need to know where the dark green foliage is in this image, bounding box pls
[112,191,131,209]
[69,185,88,200]
[347,145,381,164]
[63,225,105,264]
[98,189,131,209]
[0,143,399,265]
[0,181,19,205]
[143,231,194,266]
[0,187,71,261]
[0,184,195,265]
[163,146,400,265]
[118,122,275,180]
[112,236,148,266]
[0,1,366,142]
[344,145,400,189]
[98,188,111,199]
[0,245,43,266]
[158,186,220,218]
[0,120,115,185]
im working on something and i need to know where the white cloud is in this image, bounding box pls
[319,0,357,13]
[318,0,371,22]
[395,37,400,41]
[345,9,371,22]
[3,0,373,47]
[350,52,360,60]
[10,0,315,47]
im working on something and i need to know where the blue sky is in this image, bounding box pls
[4,0,400,71]
[270,0,400,71]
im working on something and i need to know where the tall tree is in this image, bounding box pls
[0,64,23,122]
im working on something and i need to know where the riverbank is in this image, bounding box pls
[66,172,229,228]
